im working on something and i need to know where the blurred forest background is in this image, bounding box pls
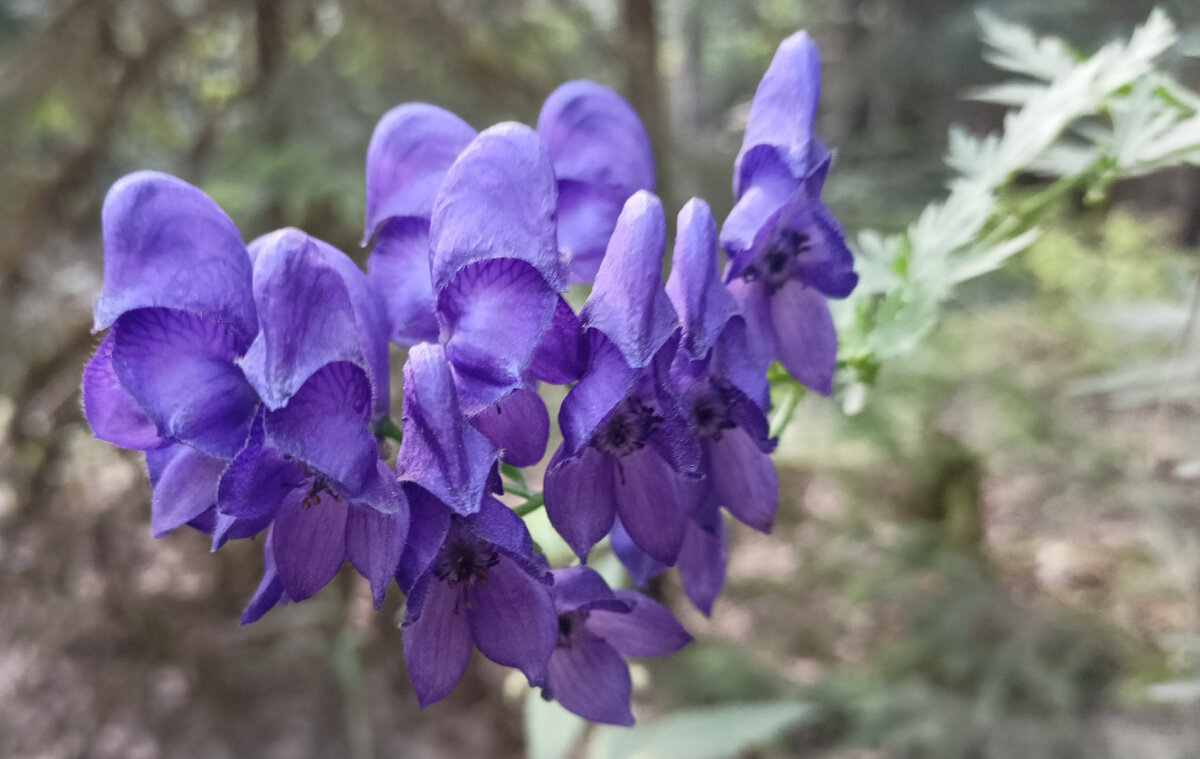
[4,0,1200,757]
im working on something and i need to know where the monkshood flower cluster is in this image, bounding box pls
[81,31,855,725]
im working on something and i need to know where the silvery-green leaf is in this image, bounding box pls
[976,9,1076,81]
[947,228,1042,285]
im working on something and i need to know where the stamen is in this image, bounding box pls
[592,398,664,458]
[692,381,737,441]
[433,535,502,590]
[741,227,811,293]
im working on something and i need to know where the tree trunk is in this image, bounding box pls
[621,0,671,206]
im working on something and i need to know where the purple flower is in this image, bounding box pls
[544,566,692,725]
[608,198,780,617]
[83,172,259,461]
[720,31,857,395]
[394,347,555,705]
[668,200,779,536]
[221,229,408,617]
[537,81,656,283]
[142,443,269,542]
[428,123,572,409]
[399,496,556,707]
[395,343,498,518]
[364,103,478,346]
[610,503,729,617]
[396,343,559,706]
[364,112,584,465]
[82,172,274,546]
[545,191,700,566]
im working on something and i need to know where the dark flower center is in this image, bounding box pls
[692,384,736,441]
[433,537,501,589]
[741,228,810,294]
[592,398,664,458]
[556,610,588,648]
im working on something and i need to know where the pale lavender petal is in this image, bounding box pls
[396,344,497,516]
[538,80,655,194]
[111,308,257,459]
[554,180,630,283]
[438,258,557,413]
[469,387,549,468]
[587,589,692,658]
[734,31,822,194]
[528,295,586,385]
[402,576,473,707]
[771,279,837,395]
[95,171,256,340]
[364,103,476,242]
[239,229,366,411]
[82,332,166,451]
[346,503,409,609]
[547,632,634,726]
[263,361,379,499]
[430,122,565,294]
[582,191,678,369]
[612,446,689,565]
[707,427,778,533]
[665,198,738,361]
[466,556,557,685]
[147,444,224,538]
[545,446,619,562]
[367,217,439,346]
[271,488,349,601]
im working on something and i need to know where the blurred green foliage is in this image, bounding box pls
[5,2,1200,759]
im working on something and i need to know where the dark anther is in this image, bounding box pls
[593,398,665,458]
[741,226,812,293]
[434,538,501,589]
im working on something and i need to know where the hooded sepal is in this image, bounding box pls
[241,229,389,417]
[396,344,497,516]
[581,191,678,370]
[734,31,823,196]
[364,102,477,242]
[537,81,656,283]
[665,198,739,362]
[94,171,256,341]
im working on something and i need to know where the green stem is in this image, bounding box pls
[378,416,403,444]
[514,492,545,517]
[981,171,1091,249]
[769,382,805,439]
